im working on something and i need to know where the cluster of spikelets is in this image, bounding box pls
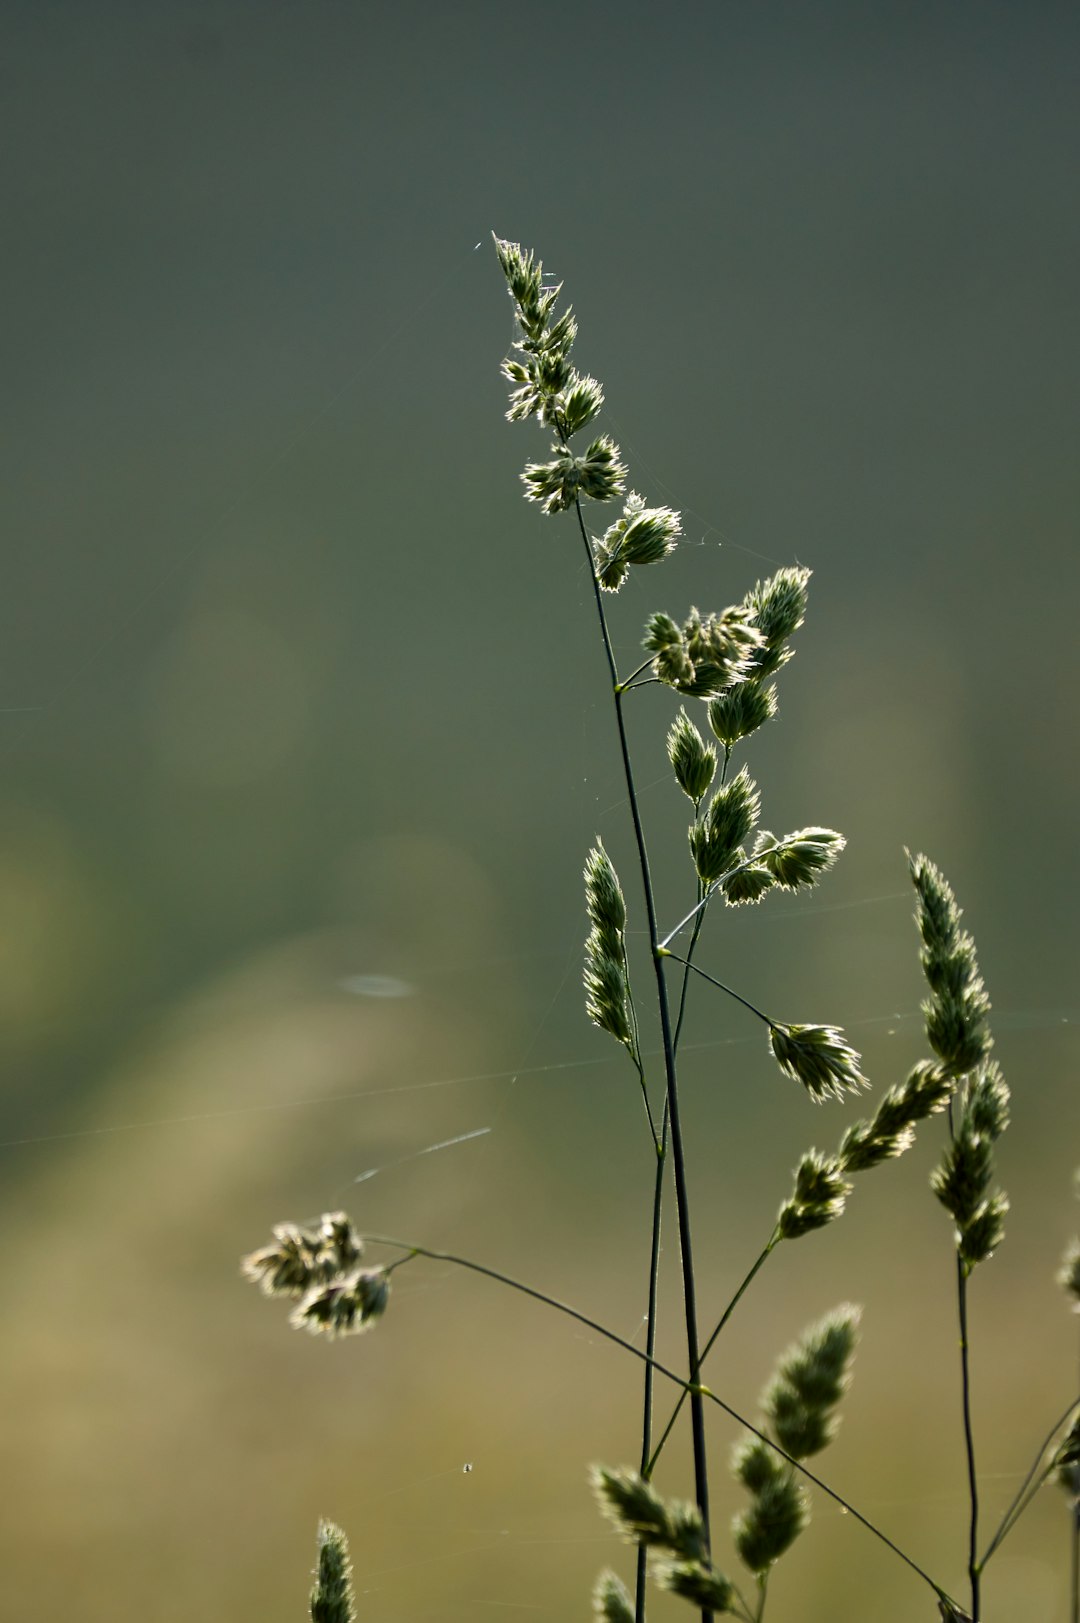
[591,1307,860,1621]
[495,238,872,1111]
[583,839,635,1054]
[768,856,1010,1251]
[907,852,1011,1273]
[583,824,864,1106]
[241,1212,390,1339]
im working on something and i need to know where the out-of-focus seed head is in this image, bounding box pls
[592,1570,634,1623]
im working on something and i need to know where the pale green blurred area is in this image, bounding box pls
[2,1,1079,1619]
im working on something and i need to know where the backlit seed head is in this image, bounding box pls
[667,708,717,803]
[584,839,627,937]
[708,680,778,747]
[908,852,993,1079]
[769,1023,867,1103]
[645,606,764,697]
[758,828,845,891]
[777,1150,852,1238]
[721,858,775,907]
[584,930,632,1048]
[744,566,811,649]
[558,372,605,435]
[689,767,760,885]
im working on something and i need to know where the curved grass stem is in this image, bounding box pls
[359,1231,958,1612]
[979,1396,1080,1567]
[662,951,774,1027]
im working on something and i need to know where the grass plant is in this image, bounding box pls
[243,238,1080,1623]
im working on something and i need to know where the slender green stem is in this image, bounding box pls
[359,1231,957,1610]
[661,890,716,949]
[663,951,774,1027]
[616,654,658,690]
[979,1397,1080,1565]
[571,500,714,1608]
[647,1234,778,1475]
[624,999,659,1148]
[672,880,707,1056]
[659,843,766,952]
[669,751,726,1060]
[956,1257,980,1621]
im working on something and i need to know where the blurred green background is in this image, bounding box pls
[2,2,1078,1619]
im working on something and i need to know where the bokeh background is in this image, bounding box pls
[2,3,1078,1620]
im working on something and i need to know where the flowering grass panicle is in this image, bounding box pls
[237,238,1077,1623]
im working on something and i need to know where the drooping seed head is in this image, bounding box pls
[769,1023,867,1103]
[758,828,846,892]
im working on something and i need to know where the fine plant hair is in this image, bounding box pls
[241,238,1080,1623]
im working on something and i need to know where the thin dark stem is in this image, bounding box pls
[571,501,713,1606]
[363,1233,678,1377]
[663,951,774,1027]
[359,1231,957,1611]
[635,1141,667,1623]
[647,1233,778,1475]
[1074,1326,1080,1623]
[1065,1486,1071,1623]
[956,1258,980,1621]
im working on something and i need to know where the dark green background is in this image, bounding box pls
[2,3,1078,1620]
